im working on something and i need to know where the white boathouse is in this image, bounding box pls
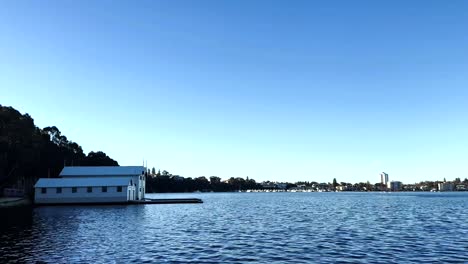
[34,166,146,204]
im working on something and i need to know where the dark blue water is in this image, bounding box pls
[1,192,467,263]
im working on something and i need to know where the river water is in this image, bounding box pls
[1,192,467,263]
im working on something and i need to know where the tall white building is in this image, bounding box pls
[380,172,389,187]
[34,166,146,204]
[438,182,454,192]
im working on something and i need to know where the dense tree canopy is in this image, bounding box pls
[0,105,118,196]
[145,171,263,193]
[332,178,338,188]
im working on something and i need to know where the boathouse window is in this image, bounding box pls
[56,187,62,194]
[117,186,122,192]
[41,188,46,194]
[87,187,92,193]
[102,186,107,193]
[72,187,77,193]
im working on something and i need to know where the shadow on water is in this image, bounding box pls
[0,207,35,262]
[0,206,34,231]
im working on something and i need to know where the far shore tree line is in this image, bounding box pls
[145,169,261,192]
[145,171,468,193]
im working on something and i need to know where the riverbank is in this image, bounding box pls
[0,197,32,208]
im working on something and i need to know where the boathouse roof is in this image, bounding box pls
[60,166,145,177]
[35,177,132,188]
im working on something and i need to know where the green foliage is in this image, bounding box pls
[83,151,118,166]
[145,172,262,193]
[209,176,221,186]
[0,105,118,196]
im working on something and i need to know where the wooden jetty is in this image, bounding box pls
[32,198,203,206]
[131,198,203,204]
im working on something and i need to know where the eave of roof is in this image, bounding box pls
[34,177,132,188]
[60,166,145,177]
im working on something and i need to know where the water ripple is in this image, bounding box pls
[0,192,467,263]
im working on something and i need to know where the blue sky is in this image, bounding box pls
[1,1,467,183]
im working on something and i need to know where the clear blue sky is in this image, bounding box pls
[1,1,467,183]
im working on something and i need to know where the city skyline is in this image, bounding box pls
[1,1,468,183]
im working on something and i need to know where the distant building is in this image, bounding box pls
[438,182,454,192]
[403,184,417,191]
[380,172,389,187]
[34,166,146,204]
[387,181,402,192]
[420,185,430,191]
[296,184,307,190]
[317,183,329,190]
[276,183,288,190]
[337,185,349,191]
[261,182,276,189]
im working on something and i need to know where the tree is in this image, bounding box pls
[43,126,62,145]
[246,178,257,189]
[332,178,338,188]
[0,105,119,196]
[209,176,221,185]
[144,171,263,193]
[151,167,156,175]
[194,176,210,191]
[83,151,118,166]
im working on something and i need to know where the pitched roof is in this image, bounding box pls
[34,177,132,188]
[60,166,145,177]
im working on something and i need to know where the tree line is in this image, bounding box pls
[146,170,261,193]
[3,104,467,196]
[0,105,118,196]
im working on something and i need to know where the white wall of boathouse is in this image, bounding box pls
[34,186,133,204]
[33,166,146,204]
[58,166,146,200]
